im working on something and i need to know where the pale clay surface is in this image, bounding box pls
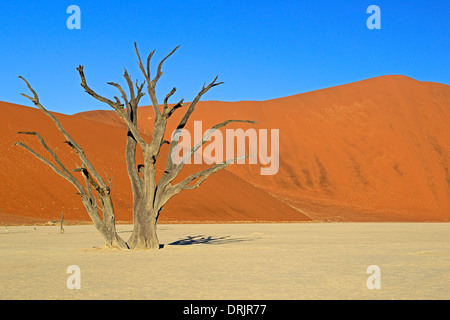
[0,223,449,299]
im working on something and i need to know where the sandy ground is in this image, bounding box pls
[0,222,449,300]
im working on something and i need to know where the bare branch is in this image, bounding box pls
[177,163,227,190]
[135,44,180,122]
[157,76,225,183]
[13,142,69,180]
[73,167,110,197]
[154,119,254,210]
[76,66,119,108]
[156,155,250,210]
[14,132,107,232]
[135,81,145,102]
[76,66,147,149]
[166,99,185,118]
[162,119,255,187]
[134,42,153,80]
[123,69,135,101]
[13,141,90,200]
[77,164,96,207]
[16,131,86,189]
[107,81,129,109]
[18,76,118,198]
[163,87,177,115]
[179,154,250,191]
[176,76,224,131]
[104,169,113,188]
[18,76,39,104]
[152,46,180,85]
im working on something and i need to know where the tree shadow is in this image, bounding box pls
[167,234,257,246]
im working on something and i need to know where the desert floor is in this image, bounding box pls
[0,222,449,300]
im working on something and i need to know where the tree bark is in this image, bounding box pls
[127,200,159,250]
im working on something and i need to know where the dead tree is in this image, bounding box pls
[60,211,65,234]
[15,43,255,250]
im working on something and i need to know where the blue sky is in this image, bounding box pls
[0,0,448,114]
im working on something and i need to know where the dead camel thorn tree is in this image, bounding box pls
[15,43,255,250]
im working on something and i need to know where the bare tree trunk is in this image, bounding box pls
[127,200,159,250]
[100,198,129,249]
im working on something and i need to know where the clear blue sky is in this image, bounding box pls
[0,0,448,114]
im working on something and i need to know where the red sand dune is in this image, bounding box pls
[0,103,307,224]
[1,75,449,224]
